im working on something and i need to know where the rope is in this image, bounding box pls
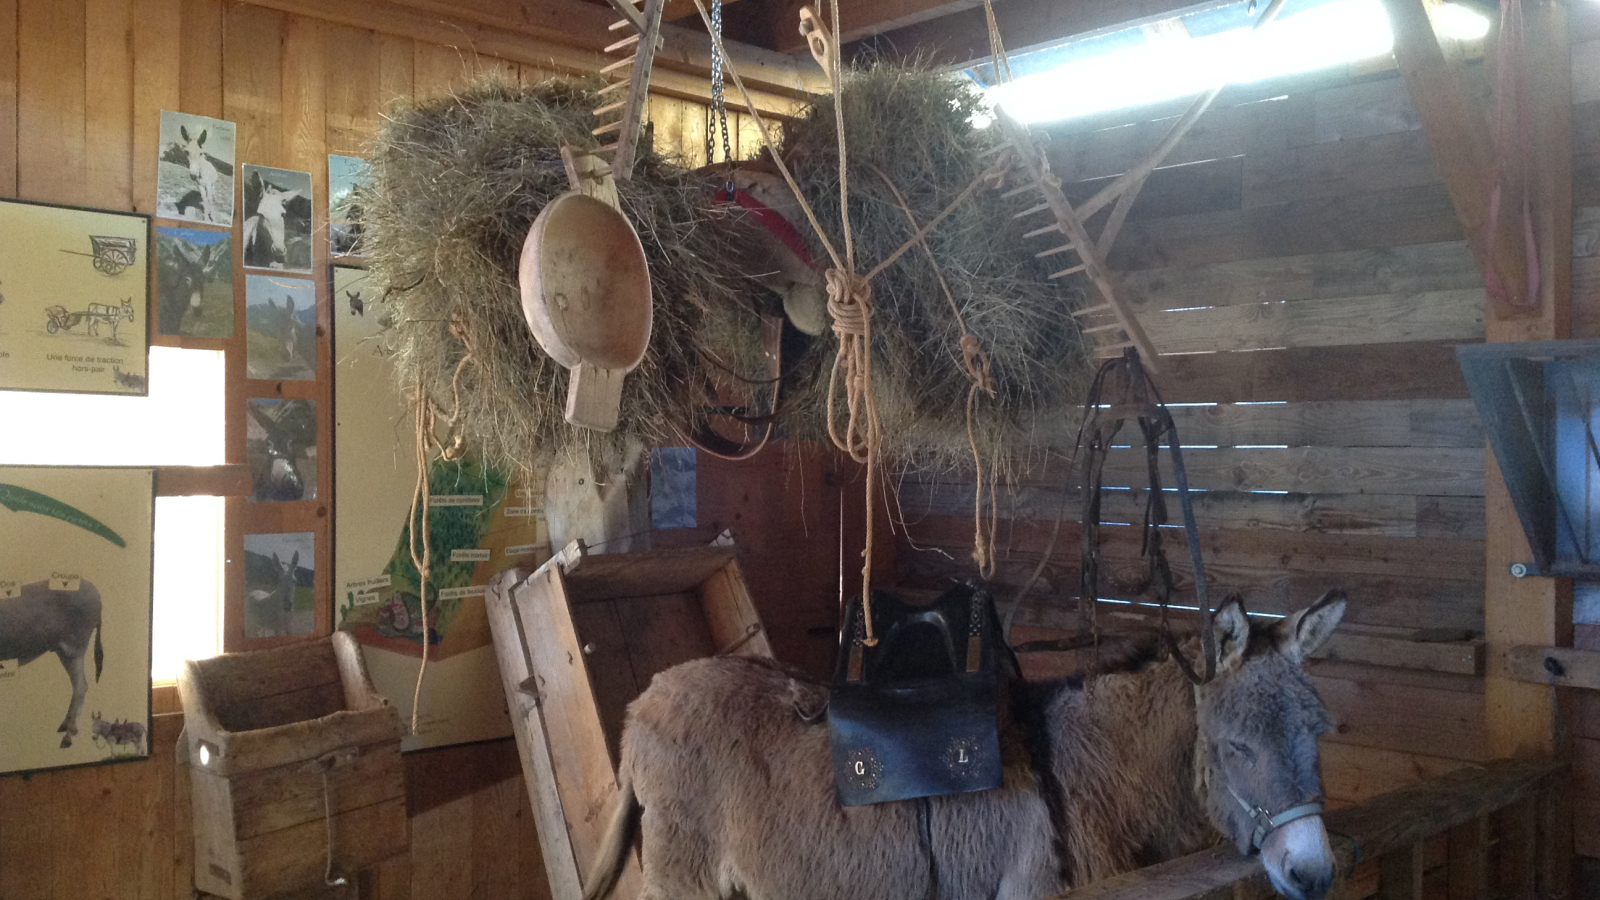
[319,765,349,888]
[980,0,1013,84]
[406,372,434,735]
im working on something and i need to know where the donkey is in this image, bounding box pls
[266,296,301,368]
[584,592,1346,900]
[85,298,135,341]
[158,234,227,333]
[244,174,305,269]
[0,580,104,748]
[246,551,298,638]
[179,126,228,224]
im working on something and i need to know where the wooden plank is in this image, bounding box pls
[1446,815,1490,900]
[16,0,86,204]
[0,0,15,197]
[85,0,135,211]
[1243,128,1441,209]
[132,0,181,216]
[1063,156,1244,223]
[223,3,284,167]
[1576,737,1600,858]
[377,31,414,105]
[1140,289,1484,354]
[213,679,345,732]
[323,23,380,155]
[1089,446,1485,497]
[1109,184,1466,272]
[614,592,717,681]
[560,543,736,601]
[1151,342,1472,403]
[179,0,223,117]
[229,741,405,840]
[157,464,252,496]
[1314,631,1482,677]
[1484,0,1574,764]
[1503,646,1600,690]
[483,570,584,900]
[469,776,527,900]
[1121,241,1481,315]
[236,795,407,896]
[568,598,639,763]
[191,639,341,709]
[1491,798,1538,898]
[1311,74,1422,143]
[1375,844,1425,900]
[1319,742,1474,804]
[698,560,773,657]
[1314,673,1487,761]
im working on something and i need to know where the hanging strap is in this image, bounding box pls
[685,315,785,460]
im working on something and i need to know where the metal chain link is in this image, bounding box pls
[705,0,732,165]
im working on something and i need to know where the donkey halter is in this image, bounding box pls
[1226,783,1324,851]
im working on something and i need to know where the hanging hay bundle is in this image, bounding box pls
[361,79,772,472]
[780,65,1094,471]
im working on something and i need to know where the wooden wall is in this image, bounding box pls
[0,1,750,897]
[893,6,1600,862]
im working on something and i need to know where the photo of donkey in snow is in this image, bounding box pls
[586,591,1347,900]
[156,112,236,227]
[0,580,104,749]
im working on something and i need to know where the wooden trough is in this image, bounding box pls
[487,536,772,900]
[177,632,408,899]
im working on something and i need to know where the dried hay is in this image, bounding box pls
[778,64,1094,472]
[360,78,771,472]
[361,69,1092,479]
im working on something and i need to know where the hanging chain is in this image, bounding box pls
[705,0,733,165]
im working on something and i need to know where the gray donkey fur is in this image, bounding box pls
[585,591,1346,900]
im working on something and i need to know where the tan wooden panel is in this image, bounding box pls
[1319,741,1475,804]
[0,0,15,197]
[378,30,414,105]
[1110,183,1465,272]
[648,94,685,160]
[1031,399,1483,449]
[1139,288,1485,353]
[132,0,181,216]
[85,0,134,211]
[179,0,223,117]
[1311,73,1422,143]
[224,3,284,167]
[409,791,474,900]
[615,591,718,681]
[324,22,381,155]
[17,0,86,205]
[1314,672,1488,761]
[1122,241,1480,314]
[1064,155,1244,222]
[229,741,405,839]
[1088,446,1485,496]
[1243,126,1441,208]
[679,97,707,169]
[1153,341,1472,403]
[568,597,639,763]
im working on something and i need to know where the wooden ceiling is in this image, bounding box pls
[555,0,1216,68]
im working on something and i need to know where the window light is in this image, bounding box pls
[986,0,1397,125]
[0,346,227,680]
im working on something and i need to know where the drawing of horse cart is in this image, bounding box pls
[43,305,84,334]
[59,235,139,275]
[44,299,136,341]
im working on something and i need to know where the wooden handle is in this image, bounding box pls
[565,361,626,432]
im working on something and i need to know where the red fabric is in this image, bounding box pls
[715,186,816,269]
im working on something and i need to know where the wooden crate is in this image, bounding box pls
[177,632,408,899]
[486,537,773,900]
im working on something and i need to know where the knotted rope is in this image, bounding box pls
[406,372,435,735]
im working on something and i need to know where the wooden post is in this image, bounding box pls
[1482,0,1574,761]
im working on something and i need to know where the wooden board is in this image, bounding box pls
[1138,288,1483,353]
[0,0,16,197]
[1120,241,1480,314]
[17,0,87,205]
[561,544,737,601]
[1148,342,1472,403]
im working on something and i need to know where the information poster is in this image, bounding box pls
[333,266,546,750]
[0,200,151,394]
[0,467,154,775]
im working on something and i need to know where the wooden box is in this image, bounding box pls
[486,537,772,900]
[177,632,408,899]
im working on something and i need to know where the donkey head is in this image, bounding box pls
[1193,590,1345,900]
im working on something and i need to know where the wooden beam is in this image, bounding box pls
[841,0,1225,67]
[155,465,253,497]
[1504,646,1600,691]
[235,0,823,114]
[1482,0,1574,761]
[1384,0,1530,313]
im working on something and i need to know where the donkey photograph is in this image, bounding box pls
[242,533,314,639]
[244,274,315,380]
[156,225,233,338]
[0,580,104,749]
[242,165,313,273]
[155,111,236,227]
[584,592,1348,900]
[246,398,318,503]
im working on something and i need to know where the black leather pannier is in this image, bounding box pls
[828,582,1009,807]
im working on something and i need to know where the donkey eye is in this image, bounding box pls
[1228,741,1256,764]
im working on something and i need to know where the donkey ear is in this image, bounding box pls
[180,125,191,143]
[197,129,207,147]
[1276,589,1347,663]
[1212,595,1251,671]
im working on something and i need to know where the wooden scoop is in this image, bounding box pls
[519,152,652,432]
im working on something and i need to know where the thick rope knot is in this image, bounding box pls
[960,333,996,397]
[825,268,872,336]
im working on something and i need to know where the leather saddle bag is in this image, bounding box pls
[828,582,1009,807]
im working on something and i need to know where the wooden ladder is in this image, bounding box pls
[591,0,668,182]
[991,111,1162,371]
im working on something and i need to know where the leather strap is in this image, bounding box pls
[1228,782,1324,850]
[687,315,785,460]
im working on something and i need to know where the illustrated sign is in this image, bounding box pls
[0,199,151,395]
[0,467,154,775]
